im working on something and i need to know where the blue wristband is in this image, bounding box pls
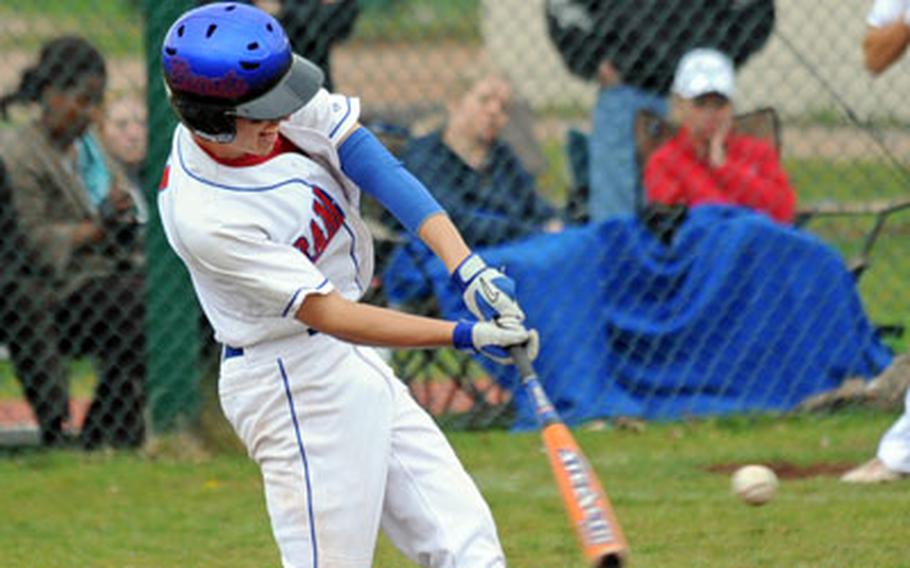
[452,321,475,351]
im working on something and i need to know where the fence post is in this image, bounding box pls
[143,0,200,432]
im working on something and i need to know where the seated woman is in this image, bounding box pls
[0,36,146,449]
[402,73,561,248]
[644,48,796,224]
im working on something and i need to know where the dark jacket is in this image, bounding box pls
[545,0,775,94]
[403,131,558,248]
[0,122,144,302]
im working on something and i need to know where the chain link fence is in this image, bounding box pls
[0,0,906,445]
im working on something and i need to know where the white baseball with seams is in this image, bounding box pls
[731,464,778,506]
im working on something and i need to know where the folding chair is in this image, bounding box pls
[793,197,910,279]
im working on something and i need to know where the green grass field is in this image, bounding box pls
[785,158,910,343]
[1,411,908,567]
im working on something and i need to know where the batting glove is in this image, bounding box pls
[452,253,526,324]
[453,320,540,365]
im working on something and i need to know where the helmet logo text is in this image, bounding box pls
[166,58,250,99]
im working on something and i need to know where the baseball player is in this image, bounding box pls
[158,3,539,566]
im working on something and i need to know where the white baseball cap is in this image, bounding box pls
[671,48,735,99]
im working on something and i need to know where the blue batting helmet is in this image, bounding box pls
[162,2,324,142]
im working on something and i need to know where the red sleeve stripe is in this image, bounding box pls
[158,165,171,191]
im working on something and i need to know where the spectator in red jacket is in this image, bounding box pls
[644,48,796,224]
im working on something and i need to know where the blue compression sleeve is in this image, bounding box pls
[339,127,443,234]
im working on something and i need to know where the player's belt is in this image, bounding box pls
[223,345,244,360]
[222,330,320,361]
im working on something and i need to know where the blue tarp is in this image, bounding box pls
[383,206,892,430]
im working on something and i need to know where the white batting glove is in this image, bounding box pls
[452,253,526,324]
[453,320,540,365]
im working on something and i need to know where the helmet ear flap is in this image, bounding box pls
[171,97,237,143]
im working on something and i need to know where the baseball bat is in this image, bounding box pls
[510,347,628,568]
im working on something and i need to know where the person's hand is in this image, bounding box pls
[452,253,526,324]
[74,219,104,247]
[453,319,539,365]
[98,184,138,227]
[708,114,733,168]
[544,218,564,233]
[108,184,135,213]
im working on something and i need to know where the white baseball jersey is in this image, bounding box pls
[868,0,910,27]
[158,89,372,348]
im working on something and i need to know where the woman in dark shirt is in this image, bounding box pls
[403,74,560,248]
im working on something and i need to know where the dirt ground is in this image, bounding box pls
[0,399,88,441]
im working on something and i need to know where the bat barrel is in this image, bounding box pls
[511,346,630,567]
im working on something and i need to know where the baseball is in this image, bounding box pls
[731,464,778,506]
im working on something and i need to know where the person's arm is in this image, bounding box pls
[415,212,471,272]
[339,125,445,236]
[339,125,527,324]
[297,289,455,347]
[6,161,103,273]
[187,213,536,358]
[864,20,910,74]
[296,289,538,363]
[73,220,105,247]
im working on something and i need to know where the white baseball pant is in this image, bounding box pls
[877,386,910,473]
[218,332,506,567]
